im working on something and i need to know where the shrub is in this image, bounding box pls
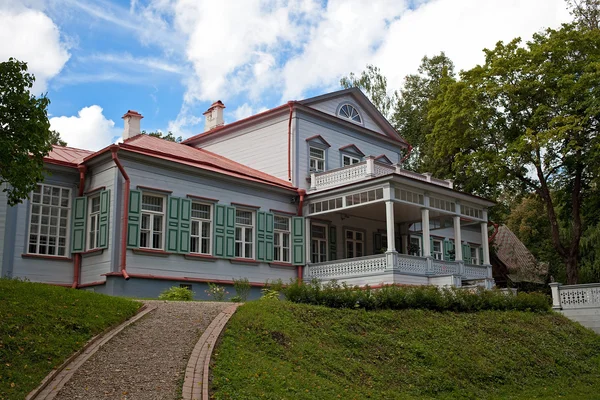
[260,288,280,300]
[158,286,194,301]
[205,282,229,301]
[230,295,242,302]
[281,280,551,313]
[233,277,251,301]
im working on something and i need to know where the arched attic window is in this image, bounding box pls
[338,104,362,124]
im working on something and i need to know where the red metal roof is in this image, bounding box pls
[45,145,94,167]
[119,134,295,190]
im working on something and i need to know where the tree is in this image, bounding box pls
[144,130,182,143]
[340,65,394,119]
[428,24,600,283]
[567,0,600,30]
[50,130,66,146]
[0,58,56,206]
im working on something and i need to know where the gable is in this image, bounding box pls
[299,88,407,145]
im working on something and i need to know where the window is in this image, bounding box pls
[342,154,361,166]
[28,184,71,256]
[311,223,328,263]
[191,202,211,254]
[345,229,364,258]
[470,246,480,265]
[87,195,101,250]
[274,216,291,263]
[140,194,165,249]
[409,236,422,257]
[309,147,325,172]
[432,239,443,260]
[235,210,254,258]
[338,104,362,123]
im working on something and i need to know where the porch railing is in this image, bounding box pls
[432,259,460,275]
[310,157,454,192]
[551,283,600,310]
[464,264,489,279]
[307,254,387,279]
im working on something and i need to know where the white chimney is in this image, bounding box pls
[203,100,225,132]
[122,110,143,140]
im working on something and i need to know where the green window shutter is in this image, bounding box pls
[265,212,274,262]
[462,244,471,264]
[71,197,87,253]
[225,206,236,258]
[213,204,227,257]
[329,226,337,260]
[98,189,110,249]
[430,237,434,257]
[479,247,484,265]
[292,216,305,265]
[443,239,450,261]
[179,199,191,254]
[166,197,180,252]
[127,190,141,248]
[256,211,266,261]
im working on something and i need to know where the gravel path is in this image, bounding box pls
[53,300,230,400]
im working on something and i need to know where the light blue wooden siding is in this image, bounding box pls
[200,113,291,182]
[11,169,78,285]
[121,157,298,284]
[295,112,402,189]
[80,161,118,284]
[307,94,386,136]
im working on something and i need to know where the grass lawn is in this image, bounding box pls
[211,300,600,400]
[0,279,141,400]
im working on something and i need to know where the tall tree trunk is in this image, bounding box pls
[566,254,579,284]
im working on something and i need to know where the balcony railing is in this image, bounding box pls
[305,253,490,282]
[310,157,454,192]
[552,283,600,310]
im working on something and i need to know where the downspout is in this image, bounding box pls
[488,222,499,243]
[287,101,295,182]
[72,165,87,288]
[111,147,130,280]
[296,189,306,282]
[400,144,413,164]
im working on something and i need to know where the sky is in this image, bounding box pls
[0,0,571,151]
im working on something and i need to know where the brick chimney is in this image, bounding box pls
[203,100,225,132]
[122,110,143,140]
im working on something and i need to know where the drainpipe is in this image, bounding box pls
[488,222,499,243]
[287,101,295,182]
[400,144,413,164]
[111,146,130,280]
[296,189,306,282]
[72,165,87,288]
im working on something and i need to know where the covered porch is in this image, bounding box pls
[302,172,494,288]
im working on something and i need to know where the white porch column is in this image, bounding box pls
[549,283,562,310]
[453,215,463,262]
[366,156,376,177]
[385,201,396,252]
[481,222,490,265]
[421,208,431,257]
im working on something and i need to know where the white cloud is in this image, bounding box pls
[0,7,70,93]
[50,106,120,151]
[232,103,269,122]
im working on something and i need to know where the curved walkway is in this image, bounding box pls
[34,300,232,400]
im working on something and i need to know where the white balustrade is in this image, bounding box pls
[464,264,489,279]
[396,254,428,274]
[431,259,460,275]
[307,254,387,279]
[558,284,600,309]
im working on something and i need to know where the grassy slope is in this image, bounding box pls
[0,279,141,400]
[211,300,600,400]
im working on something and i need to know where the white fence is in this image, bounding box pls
[550,282,600,334]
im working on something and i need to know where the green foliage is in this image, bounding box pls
[260,289,280,301]
[340,64,394,118]
[211,300,600,399]
[205,283,228,302]
[143,130,183,143]
[0,58,60,206]
[282,280,550,313]
[232,277,251,302]
[0,278,140,399]
[158,286,194,301]
[230,295,242,303]
[567,0,600,30]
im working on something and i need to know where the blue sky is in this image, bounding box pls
[1,0,570,150]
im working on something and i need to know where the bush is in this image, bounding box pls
[158,286,194,301]
[230,295,242,303]
[205,282,228,301]
[233,278,251,301]
[281,279,551,313]
[260,288,280,300]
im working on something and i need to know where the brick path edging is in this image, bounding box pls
[182,303,241,400]
[26,304,157,400]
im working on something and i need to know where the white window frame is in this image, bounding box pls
[409,235,422,257]
[140,193,166,250]
[309,146,326,173]
[190,202,212,255]
[345,229,365,259]
[470,245,480,265]
[274,216,291,263]
[87,194,101,251]
[27,184,71,257]
[235,209,255,259]
[338,103,363,124]
[342,154,361,167]
[432,239,443,260]
[311,223,328,263]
